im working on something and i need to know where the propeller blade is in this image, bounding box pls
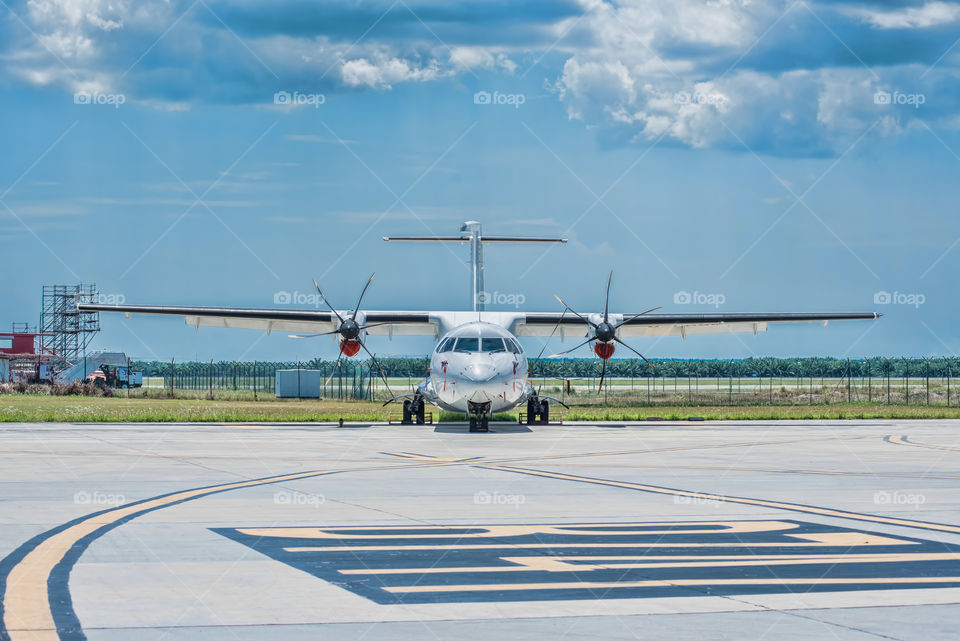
[597,356,608,394]
[603,270,612,323]
[534,308,567,362]
[313,279,345,324]
[288,329,341,339]
[547,337,594,359]
[554,295,597,328]
[613,335,656,369]
[533,308,567,394]
[324,352,343,387]
[359,340,393,397]
[617,306,662,327]
[352,272,375,320]
[358,322,391,330]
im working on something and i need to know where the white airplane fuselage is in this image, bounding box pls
[416,321,530,414]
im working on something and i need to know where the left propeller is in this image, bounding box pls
[288,273,392,394]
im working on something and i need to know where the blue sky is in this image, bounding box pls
[1,0,959,362]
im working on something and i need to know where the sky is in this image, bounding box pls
[1,0,959,362]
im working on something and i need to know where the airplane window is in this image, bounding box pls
[455,337,480,352]
[481,338,505,352]
[505,338,522,354]
[438,337,455,353]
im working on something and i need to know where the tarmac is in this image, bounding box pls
[2,419,960,640]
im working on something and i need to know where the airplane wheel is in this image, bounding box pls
[526,400,536,425]
[402,400,413,425]
[480,415,489,432]
[469,416,478,432]
[415,403,425,425]
[540,401,549,425]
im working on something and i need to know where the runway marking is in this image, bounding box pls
[886,434,960,452]
[0,434,953,639]
[479,464,960,535]
[236,520,797,540]
[215,519,960,604]
[382,451,481,462]
[340,552,960,575]
[542,462,960,480]
[0,468,339,641]
[385,576,960,594]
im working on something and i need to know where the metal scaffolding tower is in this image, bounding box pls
[39,284,100,365]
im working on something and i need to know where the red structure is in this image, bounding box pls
[0,331,58,383]
[0,332,39,356]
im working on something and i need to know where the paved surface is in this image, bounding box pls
[2,420,960,640]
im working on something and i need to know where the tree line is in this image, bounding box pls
[132,357,960,379]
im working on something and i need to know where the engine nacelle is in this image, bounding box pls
[594,342,615,360]
[340,339,362,357]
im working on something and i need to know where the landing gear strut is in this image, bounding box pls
[526,396,550,425]
[468,401,490,433]
[401,395,426,425]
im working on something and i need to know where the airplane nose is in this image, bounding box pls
[464,362,496,382]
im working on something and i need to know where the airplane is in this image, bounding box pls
[79,221,880,432]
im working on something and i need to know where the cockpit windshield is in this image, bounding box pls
[481,338,505,352]
[452,336,508,353]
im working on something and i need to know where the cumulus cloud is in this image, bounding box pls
[3,0,960,155]
[552,0,960,155]
[850,1,960,29]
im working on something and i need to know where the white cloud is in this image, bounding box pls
[850,1,960,29]
[340,56,447,89]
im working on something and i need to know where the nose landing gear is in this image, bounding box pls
[468,401,490,433]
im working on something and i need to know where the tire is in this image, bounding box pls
[402,400,413,424]
[526,400,536,425]
[480,415,489,431]
[415,404,425,425]
[469,416,478,432]
[540,401,549,425]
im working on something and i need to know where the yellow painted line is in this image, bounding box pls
[548,462,960,480]
[339,552,960,575]
[236,520,795,540]
[888,435,960,452]
[385,576,960,594]
[284,531,915,553]
[1,468,336,641]
[382,452,477,462]
[478,464,960,535]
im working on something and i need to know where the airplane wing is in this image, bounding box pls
[77,304,439,336]
[514,312,880,339]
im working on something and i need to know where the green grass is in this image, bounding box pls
[2,393,960,423]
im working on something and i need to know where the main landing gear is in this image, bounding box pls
[526,396,550,426]
[468,401,490,433]
[401,395,426,425]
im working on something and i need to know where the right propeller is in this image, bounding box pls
[550,271,660,393]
